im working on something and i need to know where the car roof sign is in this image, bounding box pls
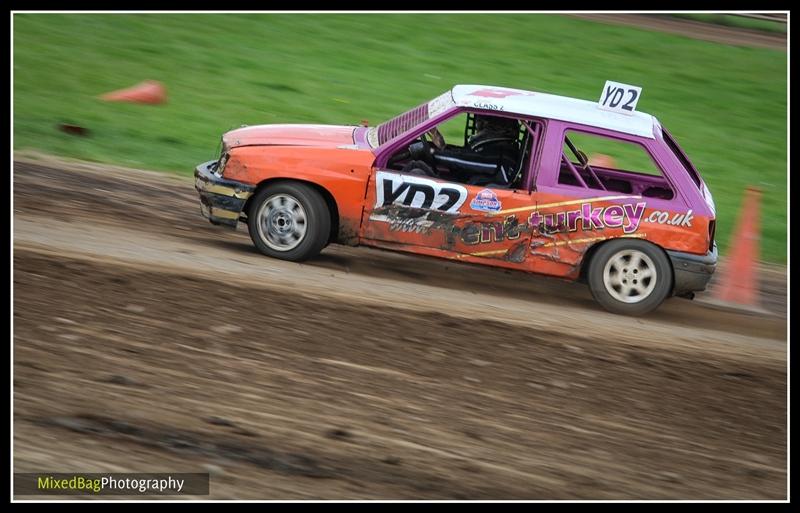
[598,81,642,116]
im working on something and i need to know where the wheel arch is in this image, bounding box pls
[243,177,340,245]
[578,237,675,292]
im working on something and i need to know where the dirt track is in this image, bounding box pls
[13,156,787,499]
[569,14,787,50]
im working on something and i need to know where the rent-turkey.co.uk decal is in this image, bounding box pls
[526,201,693,235]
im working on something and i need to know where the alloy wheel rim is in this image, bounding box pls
[256,194,308,251]
[602,249,657,303]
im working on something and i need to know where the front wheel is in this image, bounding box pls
[587,239,673,316]
[247,182,331,262]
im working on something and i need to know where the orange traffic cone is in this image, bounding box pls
[588,153,616,168]
[100,80,167,105]
[714,187,761,306]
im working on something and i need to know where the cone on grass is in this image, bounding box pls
[588,153,616,168]
[100,80,167,105]
[714,186,761,306]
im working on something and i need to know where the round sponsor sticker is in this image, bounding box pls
[470,189,502,212]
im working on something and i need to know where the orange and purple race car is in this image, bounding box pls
[195,82,717,315]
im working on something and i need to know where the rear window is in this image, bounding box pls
[663,128,702,188]
[563,131,664,177]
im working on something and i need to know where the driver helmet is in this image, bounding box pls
[469,115,519,147]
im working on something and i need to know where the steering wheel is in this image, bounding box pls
[408,138,437,168]
[386,135,439,171]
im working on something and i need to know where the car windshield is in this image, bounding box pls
[367,90,456,148]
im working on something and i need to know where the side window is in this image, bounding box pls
[558,130,674,200]
[434,112,471,147]
[384,112,541,190]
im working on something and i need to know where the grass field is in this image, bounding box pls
[13,14,787,262]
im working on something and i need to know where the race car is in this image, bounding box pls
[194,83,717,315]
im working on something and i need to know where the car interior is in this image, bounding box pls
[558,133,675,199]
[385,113,536,189]
[384,114,675,199]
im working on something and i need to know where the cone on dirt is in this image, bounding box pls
[714,186,761,306]
[100,80,167,105]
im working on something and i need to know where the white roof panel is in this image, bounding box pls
[451,84,657,139]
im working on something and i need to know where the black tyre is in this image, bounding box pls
[587,239,673,316]
[247,182,331,262]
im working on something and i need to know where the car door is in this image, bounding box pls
[360,117,543,270]
[527,120,695,280]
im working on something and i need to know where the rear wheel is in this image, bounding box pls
[587,239,673,316]
[247,182,330,262]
